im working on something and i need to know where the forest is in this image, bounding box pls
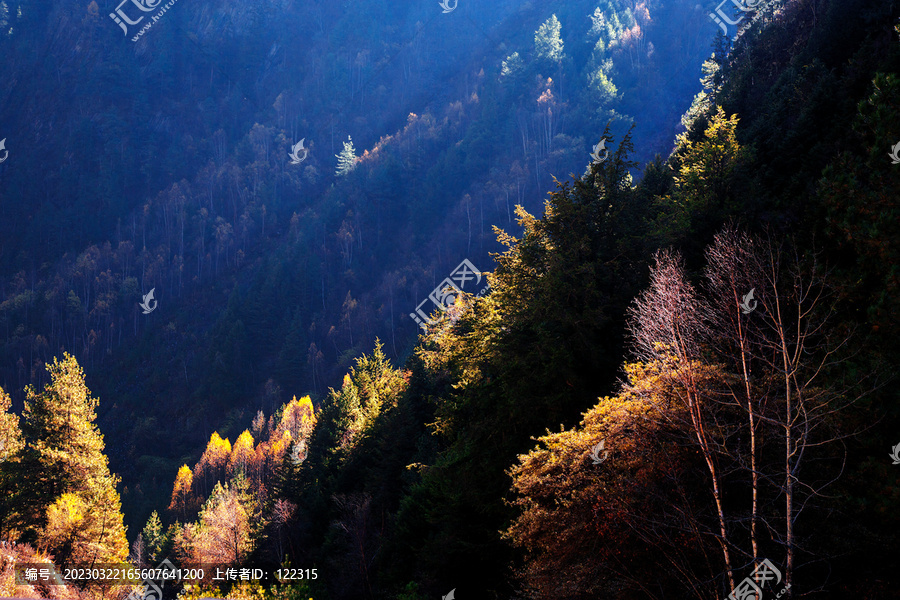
[0,0,898,598]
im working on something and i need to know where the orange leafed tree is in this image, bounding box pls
[269,430,292,475]
[191,478,256,565]
[193,432,232,497]
[201,432,232,470]
[228,430,255,476]
[168,465,197,522]
[278,395,316,441]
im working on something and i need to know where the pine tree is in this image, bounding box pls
[14,354,128,563]
[673,106,744,211]
[534,15,564,63]
[141,510,164,563]
[335,136,358,177]
[500,52,524,79]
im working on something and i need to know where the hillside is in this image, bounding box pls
[0,0,714,533]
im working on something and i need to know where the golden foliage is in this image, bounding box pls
[168,464,196,518]
[270,430,292,465]
[42,492,85,546]
[229,430,255,476]
[194,431,232,483]
[504,361,707,597]
[39,476,129,566]
[0,386,23,461]
[278,396,316,442]
[192,482,253,564]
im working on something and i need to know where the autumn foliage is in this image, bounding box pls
[159,396,318,568]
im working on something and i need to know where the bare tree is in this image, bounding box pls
[629,249,737,592]
[698,229,870,597]
[704,227,765,568]
[741,235,870,597]
[271,498,297,565]
[129,533,147,569]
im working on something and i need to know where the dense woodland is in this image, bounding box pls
[0,0,898,598]
[0,0,713,537]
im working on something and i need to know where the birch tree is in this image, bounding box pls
[628,249,737,591]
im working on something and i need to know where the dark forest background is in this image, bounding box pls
[0,0,713,532]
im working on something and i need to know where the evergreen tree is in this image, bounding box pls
[335,136,358,177]
[15,354,128,563]
[500,52,524,79]
[534,15,564,63]
[672,106,745,211]
[141,510,164,564]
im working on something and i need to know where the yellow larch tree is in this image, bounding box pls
[168,464,197,522]
[228,430,255,477]
[193,432,232,496]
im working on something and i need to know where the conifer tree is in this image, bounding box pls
[534,15,564,63]
[673,106,744,211]
[141,510,164,563]
[335,136,358,176]
[15,354,128,564]
[0,386,24,538]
